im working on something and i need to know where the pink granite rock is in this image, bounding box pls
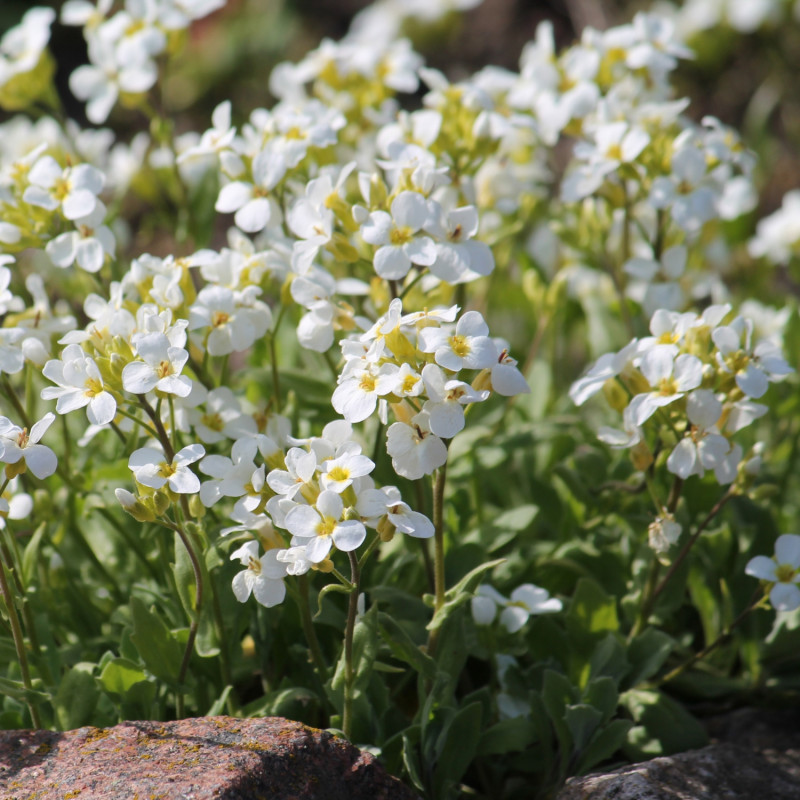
[0,716,420,800]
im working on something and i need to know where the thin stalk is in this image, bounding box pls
[0,530,52,686]
[166,520,204,718]
[414,480,435,593]
[659,591,767,685]
[208,572,235,710]
[432,462,448,614]
[139,397,175,460]
[426,461,448,656]
[298,574,328,682]
[1,377,31,429]
[342,551,360,740]
[0,557,41,727]
[632,487,733,638]
[116,406,159,441]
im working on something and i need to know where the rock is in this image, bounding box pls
[0,716,420,800]
[557,708,800,800]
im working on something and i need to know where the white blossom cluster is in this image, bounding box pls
[0,0,794,617]
[331,298,529,478]
[571,305,792,486]
[62,0,226,124]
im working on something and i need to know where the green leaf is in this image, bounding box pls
[0,675,49,704]
[433,701,483,799]
[478,717,536,755]
[315,582,353,619]
[620,688,708,759]
[402,728,425,792]
[98,657,149,697]
[427,558,505,631]
[129,597,184,686]
[566,577,620,639]
[574,719,633,775]
[377,613,436,680]
[54,663,98,730]
[564,704,603,752]
[206,685,232,716]
[626,628,674,687]
[22,522,47,585]
[582,676,619,724]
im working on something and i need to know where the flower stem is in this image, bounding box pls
[658,590,767,685]
[0,555,41,727]
[426,462,448,656]
[298,574,328,683]
[632,486,732,639]
[167,520,204,718]
[342,550,360,740]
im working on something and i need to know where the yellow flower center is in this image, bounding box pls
[84,377,103,398]
[359,373,377,393]
[202,412,224,432]
[328,466,350,482]
[316,517,336,537]
[449,334,470,358]
[211,311,230,328]
[157,360,173,379]
[775,563,796,583]
[658,377,678,396]
[389,226,413,245]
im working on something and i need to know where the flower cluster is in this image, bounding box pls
[571,305,792,487]
[331,298,528,477]
[63,0,226,124]
[217,419,435,606]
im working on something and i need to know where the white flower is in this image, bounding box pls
[122,332,192,397]
[332,359,395,423]
[188,285,272,357]
[421,363,489,439]
[357,485,434,539]
[386,411,448,480]
[41,343,116,425]
[648,513,682,554]
[426,203,495,284]
[319,451,375,494]
[713,317,792,399]
[230,542,287,607]
[0,413,57,479]
[471,583,561,631]
[198,438,262,508]
[129,444,205,494]
[627,351,703,426]
[418,310,496,372]
[23,155,104,221]
[284,489,366,563]
[666,390,731,480]
[45,200,115,273]
[746,534,800,612]
[361,191,436,280]
[267,447,318,499]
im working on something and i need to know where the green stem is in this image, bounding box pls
[0,529,52,686]
[426,461,448,656]
[166,521,204,718]
[115,406,160,441]
[298,574,328,682]
[0,554,41,727]
[2,377,31,429]
[432,462,448,614]
[632,487,733,639]
[659,591,767,685]
[342,550,360,740]
[139,396,175,460]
